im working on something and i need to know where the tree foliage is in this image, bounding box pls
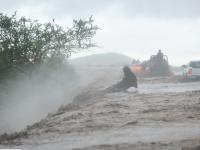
[0,12,98,77]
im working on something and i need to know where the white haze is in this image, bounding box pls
[0,64,102,134]
[0,0,200,133]
[0,53,131,134]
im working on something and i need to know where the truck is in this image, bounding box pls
[182,61,200,78]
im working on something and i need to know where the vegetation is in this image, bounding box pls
[0,12,98,79]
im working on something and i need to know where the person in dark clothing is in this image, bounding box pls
[73,66,138,105]
[122,66,138,88]
[104,66,138,93]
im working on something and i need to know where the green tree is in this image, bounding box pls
[0,13,98,77]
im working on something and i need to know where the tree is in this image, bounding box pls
[0,12,98,77]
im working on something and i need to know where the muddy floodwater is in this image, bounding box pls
[139,81,200,93]
[1,77,200,150]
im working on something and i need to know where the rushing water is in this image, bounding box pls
[139,81,200,94]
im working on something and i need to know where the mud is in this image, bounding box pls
[0,75,200,150]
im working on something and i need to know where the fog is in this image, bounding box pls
[0,63,102,134]
[0,1,200,149]
[0,0,199,133]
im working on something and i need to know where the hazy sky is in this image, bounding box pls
[1,0,200,65]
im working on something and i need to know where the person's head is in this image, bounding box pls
[123,66,130,73]
[123,66,133,76]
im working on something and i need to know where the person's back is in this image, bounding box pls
[122,66,137,88]
[104,66,138,93]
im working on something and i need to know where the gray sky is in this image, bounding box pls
[1,0,200,65]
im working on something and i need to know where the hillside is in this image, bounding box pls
[69,53,134,67]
